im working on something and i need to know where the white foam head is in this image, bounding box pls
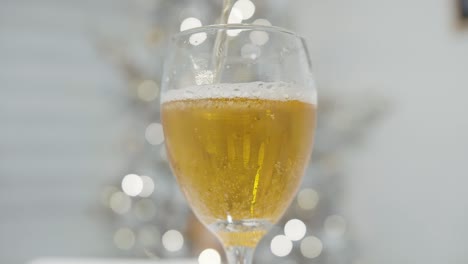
[161,82,317,105]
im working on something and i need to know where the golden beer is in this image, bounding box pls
[161,94,316,246]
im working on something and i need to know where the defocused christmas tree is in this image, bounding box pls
[95,0,386,263]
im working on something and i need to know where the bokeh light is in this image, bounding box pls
[180,17,202,31]
[232,0,256,20]
[284,219,307,241]
[138,225,160,247]
[137,80,159,102]
[198,248,221,264]
[121,174,143,197]
[145,123,164,145]
[227,8,243,37]
[297,188,319,210]
[253,18,272,26]
[190,32,207,46]
[180,17,207,46]
[110,191,132,214]
[270,235,293,257]
[134,198,157,221]
[241,43,261,60]
[249,19,271,46]
[100,186,119,207]
[114,227,136,250]
[300,236,323,259]
[139,175,155,197]
[162,229,184,252]
[324,215,347,236]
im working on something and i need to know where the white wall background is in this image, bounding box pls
[0,1,132,263]
[293,0,468,263]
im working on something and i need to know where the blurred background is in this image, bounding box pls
[1,0,468,263]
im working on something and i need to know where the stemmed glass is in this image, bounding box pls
[160,24,317,264]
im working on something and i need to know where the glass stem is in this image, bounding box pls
[225,246,255,264]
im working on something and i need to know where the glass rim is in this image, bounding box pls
[172,23,306,42]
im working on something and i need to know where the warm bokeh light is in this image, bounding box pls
[137,80,159,102]
[198,248,221,264]
[249,19,271,46]
[114,228,136,250]
[145,123,164,145]
[100,186,119,207]
[138,225,160,247]
[284,219,307,241]
[109,191,132,214]
[300,236,323,259]
[180,17,202,32]
[270,235,293,257]
[232,0,256,20]
[227,8,243,37]
[121,174,143,197]
[180,17,207,46]
[190,32,208,46]
[139,175,155,197]
[297,188,319,210]
[253,18,271,26]
[134,198,156,221]
[162,229,184,252]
